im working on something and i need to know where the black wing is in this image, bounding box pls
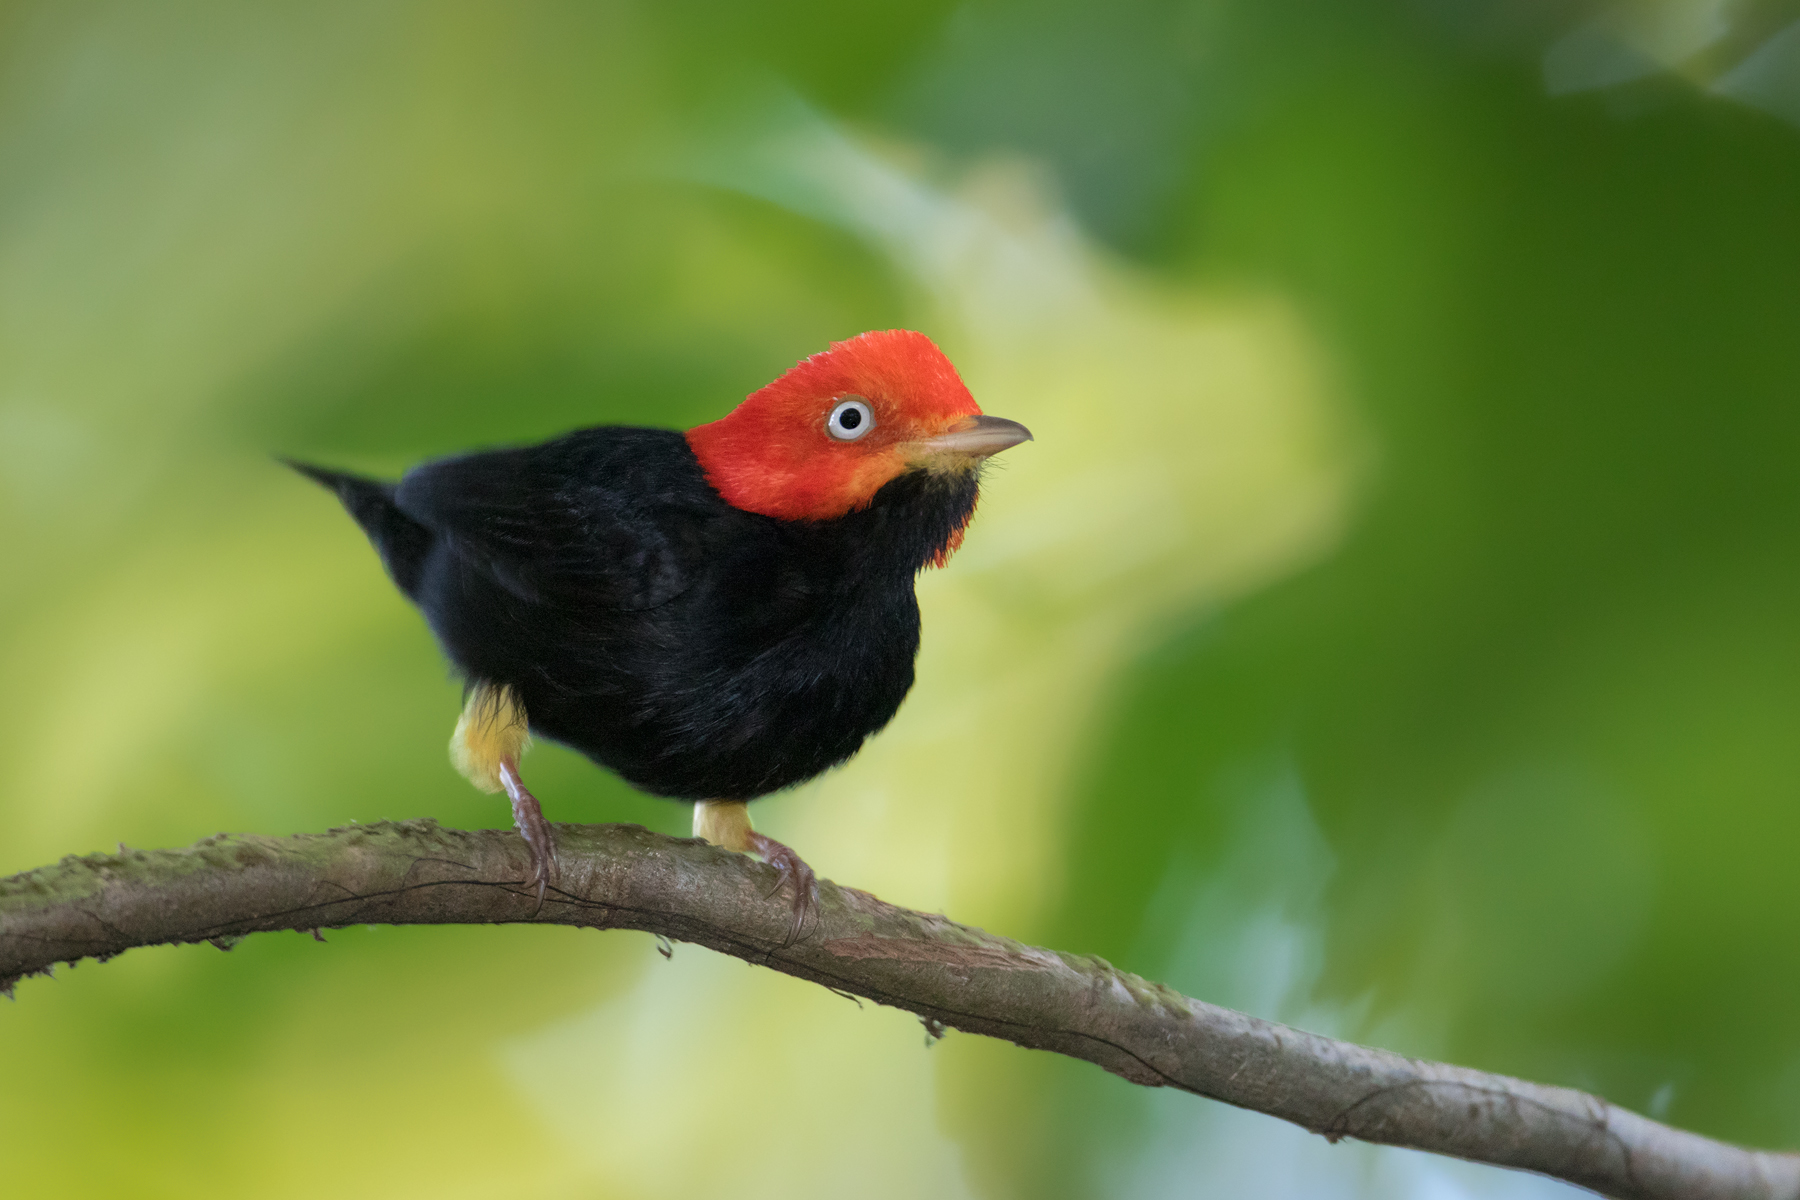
[392,426,717,612]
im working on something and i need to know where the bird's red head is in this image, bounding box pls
[687,330,1028,530]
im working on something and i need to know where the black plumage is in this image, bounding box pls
[291,426,980,802]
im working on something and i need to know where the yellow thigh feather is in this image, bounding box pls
[692,800,756,852]
[449,682,531,793]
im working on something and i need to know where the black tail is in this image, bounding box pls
[284,459,434,597]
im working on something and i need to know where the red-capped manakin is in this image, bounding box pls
[289,330,1031,935]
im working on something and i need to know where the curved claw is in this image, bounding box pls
[499,759,558,915]
[744,831,819,945]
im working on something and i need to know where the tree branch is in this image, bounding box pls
[2,820,1793,1200]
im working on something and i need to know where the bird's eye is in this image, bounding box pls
[826,397,876,441]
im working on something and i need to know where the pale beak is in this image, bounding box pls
[913,414,1034,458]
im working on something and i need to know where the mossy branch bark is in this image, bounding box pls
[2,820,1794,1200]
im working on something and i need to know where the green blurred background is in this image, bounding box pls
[3,1,1798,1196]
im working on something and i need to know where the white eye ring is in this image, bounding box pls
[826,397,876,441]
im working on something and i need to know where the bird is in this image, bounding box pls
[288,329,1031,936]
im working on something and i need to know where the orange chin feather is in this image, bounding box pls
[929,515,972,570]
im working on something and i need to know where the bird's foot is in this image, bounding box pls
[743,830,819,946]
[693,800,819,945]
[498,759,557,912]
